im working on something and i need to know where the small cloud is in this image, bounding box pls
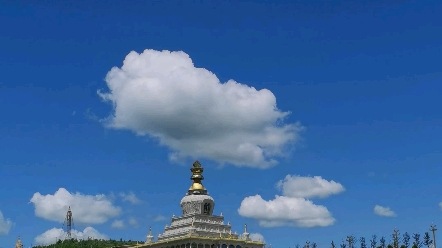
[111,220,125,229]
[84,108,99,122]
[374,205,396,217]
[128,217,139,228]
[276,175,345,199]
[238,195,335,228]
[250,233,265,242]
[154,215,167,222]
[0,210,13,235]
[119,192,142,205]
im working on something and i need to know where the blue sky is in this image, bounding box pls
[1,0,442,247]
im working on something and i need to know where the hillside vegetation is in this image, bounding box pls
[32,238,144,248]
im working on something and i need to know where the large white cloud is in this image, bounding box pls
[98,49,302,168]
[374,205,396,217]
[238,195,335,228]
[30,188,122,225]
[0,210,13,235]
[34,227,108,246]
[238,175,344,228]
[276,175,345,199]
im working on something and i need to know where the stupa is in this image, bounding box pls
[138,160,265,248]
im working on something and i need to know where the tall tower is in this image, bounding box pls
[65,206,73,239]
[146,227,154,244]
[430,225,437,248]
[14,236,23,248]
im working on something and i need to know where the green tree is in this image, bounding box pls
[413,233,423,248]
[360,237,367,248]
[380,237,386,248]
[393,229,400,248]
[347,236,357,248]
[423,232,433,248]
[312,242,318,248]
[403,233,411,248]
[341,241,347,248]
[331,241,336,248]
[371,235,378,248]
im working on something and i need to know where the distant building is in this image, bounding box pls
[138,160,265,248]
[14,236,23,248]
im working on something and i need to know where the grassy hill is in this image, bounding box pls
[32,239,145,248]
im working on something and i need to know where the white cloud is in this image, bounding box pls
[374,205,396,217]
[119,192,142,204]
[250,233,265,242]
[34,227,108,246]
[128,217,139,228]
[239,175,344,228]
[153,215,167,222]
[111,220,125,229]
[276,175,345,199]
[238,195,335,228]
[30,188,122,225]
[0,210,13,235]
[98,49,302,169]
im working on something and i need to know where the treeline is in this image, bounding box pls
[32,238,145,248]
[296,230,435,248]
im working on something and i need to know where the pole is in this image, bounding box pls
[430,225,437,248]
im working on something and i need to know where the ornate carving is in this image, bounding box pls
[203,203,211,214]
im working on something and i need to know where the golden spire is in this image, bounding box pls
[188,160,206,192]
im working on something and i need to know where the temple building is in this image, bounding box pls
[137,160,265,248]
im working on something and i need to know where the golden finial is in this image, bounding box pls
[188,160,206,191]
[193,160,202,168]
